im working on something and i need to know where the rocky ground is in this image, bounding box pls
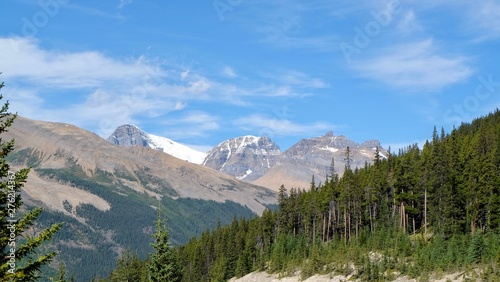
[229,270,477,282]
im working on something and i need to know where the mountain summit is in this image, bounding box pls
[203,135,282,181]
[107,124,207,164]
[253,132,387,189]
[107,125,386,191]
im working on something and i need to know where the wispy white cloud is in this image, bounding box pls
[0,36,331,140]
[0,37,217,136]
[407,0,500,41]
[160,112,220,140]
[1,37,164,89]
[233,114,334,137]
[265,70,328,89]
[180,69,190,79]
[235,1,339,51]
[351,39,473,91]
[466,0,500,41]
[397,10,423,34]
[221,66,238,78]
[64,3,125,21]
[118,0,133,9]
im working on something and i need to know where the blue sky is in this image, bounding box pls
[1,0,499,152]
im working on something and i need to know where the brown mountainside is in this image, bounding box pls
[5,116,277,215]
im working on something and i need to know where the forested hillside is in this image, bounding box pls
[174,110,500,281]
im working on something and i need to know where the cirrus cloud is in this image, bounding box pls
[351,39,473,91]
[233,114,335,137]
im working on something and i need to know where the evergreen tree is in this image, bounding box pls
[374,146,381,165]
[147,205,181,282]
[277,185,290,234]
[208,254,227,282]
[110,250,146,282]
[0,80,62,281]
[466,232,484,264]
[54,263,74,282]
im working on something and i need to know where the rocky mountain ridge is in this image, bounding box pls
[108,125,387,191]
[253,131,387,189]
[107,124,206,164]
[203,135,282,181]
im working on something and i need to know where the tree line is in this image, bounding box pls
[174,109,500,281]
[104,109,500,281]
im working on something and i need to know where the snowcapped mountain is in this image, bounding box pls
[107,126,387,191]
[253,131,388,190]
[203,135,282,181]
[107,125,207,164]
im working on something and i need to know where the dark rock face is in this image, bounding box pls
[203,136,282,181]
[107,125,149,147]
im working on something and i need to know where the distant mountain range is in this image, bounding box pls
[108,126,388,190]
[6,117,276,280]
[5,117,388,279]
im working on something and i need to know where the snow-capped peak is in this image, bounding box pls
[107,125,207,164]
[146,134,207,164]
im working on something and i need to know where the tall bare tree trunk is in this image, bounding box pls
[327,204,332,242]
[424,189,427,239]
[312,215,316,243]
[344,207,347,244]
[369,204,373,233]
[412,194,416,234]
[322,214,326,242]
[348,210,351,241]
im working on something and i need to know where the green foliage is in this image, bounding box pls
[0,84,62,281]
[62,200,72,213]
[5,148,42,168]
[177,109,500,281]
[147,207,181,282]
[29,161,256,279]
[467,232,485,264]
[55,263,74,282]
[208,254,228,282]
[110,250,146,282]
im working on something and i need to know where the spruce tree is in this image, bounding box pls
[0,80,62,280]
[147,205,181,282]
[110,250,146,282]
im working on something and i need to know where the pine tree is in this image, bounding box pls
[0,80,63,281]
[110,250,146,282]
[147,205,181,282]
[56,264,66,282]
[277,185,290,234]
[466,232,484,264]
[374,146,381,165]
[55,263,74,282]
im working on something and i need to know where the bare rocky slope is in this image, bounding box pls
[253,132,388,190]
[7,116,276,215]
[229,270,470,282]
[203,135,282,181]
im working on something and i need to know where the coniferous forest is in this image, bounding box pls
[103,110,500,281]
